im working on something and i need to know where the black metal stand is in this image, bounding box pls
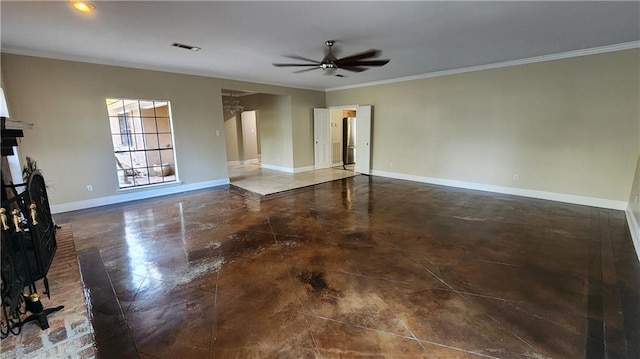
[17,306,65,331]
[11,294,64,330]
[1,171,61,338]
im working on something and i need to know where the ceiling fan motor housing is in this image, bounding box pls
[273,40,389,75]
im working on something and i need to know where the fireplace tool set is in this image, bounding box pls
[1,170,63,338]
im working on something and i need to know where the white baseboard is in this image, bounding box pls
[260,164,315,173]
[294,165,315,173]
[228,159,259,165]
[261,164,294,173]
[332,161,344,167]
[625,206,640,263]
[240,162,335,174]
[371,170,627,210]
[51,178,229,214]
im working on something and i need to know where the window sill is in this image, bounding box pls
[117,180,182,192]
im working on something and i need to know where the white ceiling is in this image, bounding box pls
[2,1,639,91]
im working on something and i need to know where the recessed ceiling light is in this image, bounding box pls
[71,1,95,13]
[171,43,201,52]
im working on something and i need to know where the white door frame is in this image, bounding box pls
[314,108,332,169]
[326,104,372,175]
[354,105,372,175]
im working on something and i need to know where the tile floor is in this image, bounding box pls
[228,162,357,195]
[56,176,640,358]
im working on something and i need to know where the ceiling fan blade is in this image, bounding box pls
[273,63,320,67]
[283,55,321,64]
[340,66,368,73]
[342,59,390,67]
[335,49,381,65]
[293,67,320,74]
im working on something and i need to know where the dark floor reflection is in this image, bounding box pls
[58,176,640,358]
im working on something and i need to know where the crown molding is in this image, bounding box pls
[4,41,638,94]
[0,48,324,92]
[325,41,640,92]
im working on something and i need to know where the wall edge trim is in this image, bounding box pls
[1,49,324,92]
[625,206,640,263]
[228,159,260,166]
[50,179,229,214]
[326,41,640,92]
[371,170,627,210]
[6,42,637,94]
[261,164,294,173]
[293,166,315,173]
[241,164,319,173]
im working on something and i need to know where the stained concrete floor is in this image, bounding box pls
[57,176,640,358]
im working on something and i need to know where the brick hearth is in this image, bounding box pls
[0,224,96,358]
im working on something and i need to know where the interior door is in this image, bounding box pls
[355,105,372,175]
[314,108,331,169]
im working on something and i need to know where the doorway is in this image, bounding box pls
[315,105,372,175]
[222,89,261,164]
[224,111,260,162]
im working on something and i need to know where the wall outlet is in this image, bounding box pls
[635,194,638,204]
[215,129,221,136]
[389,162,393,168]
[513,174,520,181]
[86,185,93,192]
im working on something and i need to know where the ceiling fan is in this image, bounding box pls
[273,40,390,76]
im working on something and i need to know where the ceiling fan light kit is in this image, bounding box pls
[273,40,390,77]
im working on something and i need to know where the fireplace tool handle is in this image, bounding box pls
[0,208,8,230]
[29,203,38,225]
[11,209,22,232]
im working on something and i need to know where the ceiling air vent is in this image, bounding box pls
[171,42,201,51]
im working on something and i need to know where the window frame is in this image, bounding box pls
[106,98,179,189]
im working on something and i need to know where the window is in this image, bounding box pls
[118,114,132,146]
[106,98,178,188]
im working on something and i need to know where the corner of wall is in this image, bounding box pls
[625,204,640,263]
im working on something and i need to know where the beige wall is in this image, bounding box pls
[240,93,293,168]
[1,54,324,209]
[2,54,226,205]
[4,50,637,210]
[330,108,343,144]
[223,88,324,171]
[327,49,640,202]
[241,111,259,161]
[224,113,240,162]
[291,91,326,169]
